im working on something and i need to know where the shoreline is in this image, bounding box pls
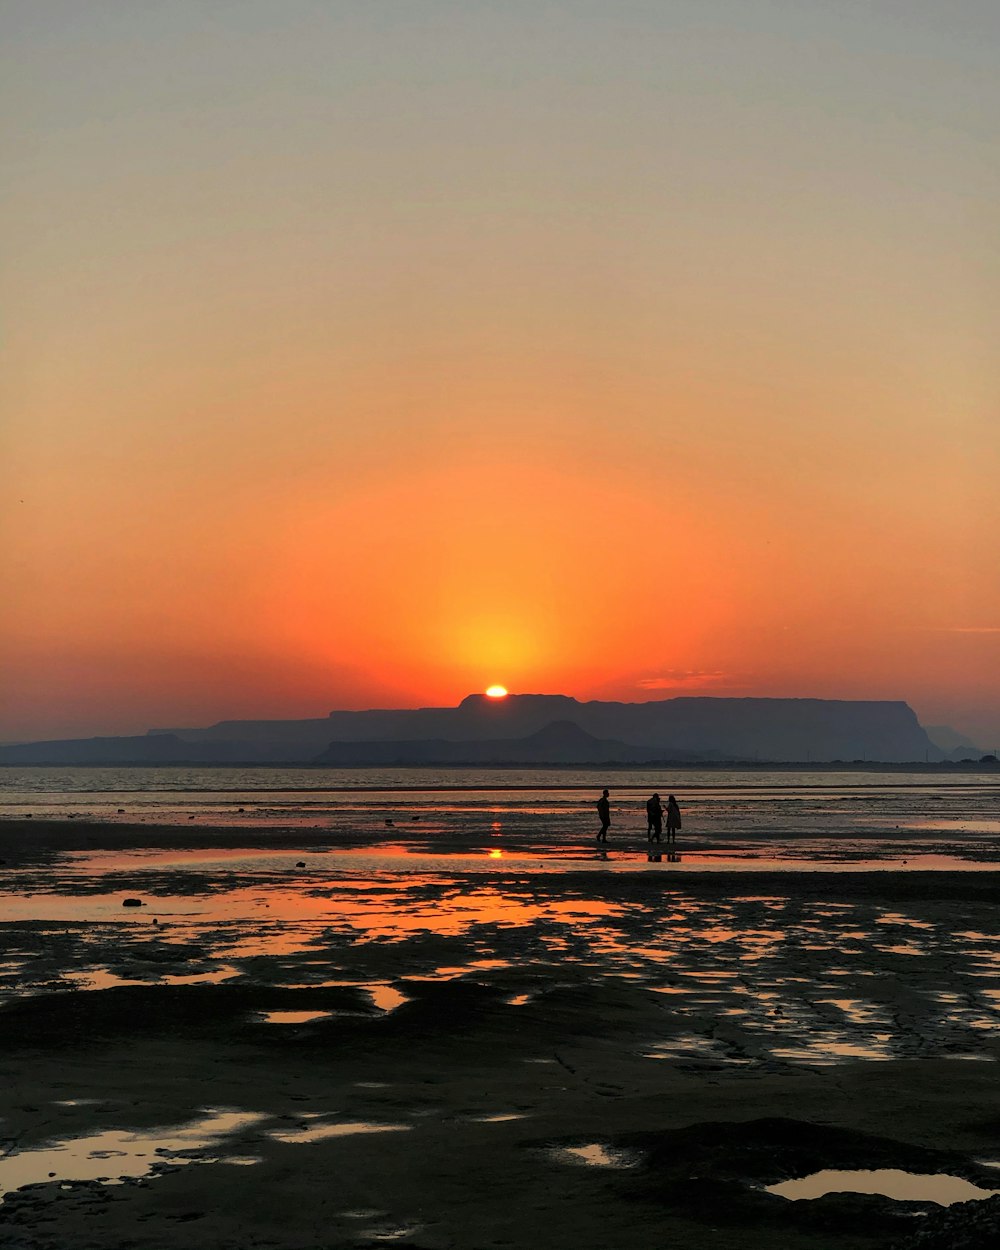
[4,812,1000,1248]
[2,759,999,775]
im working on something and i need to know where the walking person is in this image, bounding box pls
[665,794,682,847]
[595,788,611,842]
[646,792,663,842]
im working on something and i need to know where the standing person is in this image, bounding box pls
[646,792,663,842]
[595,788,611,842]
[666,794,682,846]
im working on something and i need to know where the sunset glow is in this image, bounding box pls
[1,4,998,745]
[485,686,509,699]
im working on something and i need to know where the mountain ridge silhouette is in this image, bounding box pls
[0,693,945,764]
[312,718,728,765]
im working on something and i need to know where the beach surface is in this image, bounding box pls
[2,770,1000,1249]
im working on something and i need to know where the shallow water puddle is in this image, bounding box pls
[257,1009,332,1024]
[909,819,1000,835]
[769,1035,895,1064]
[362,1223,423,1242]
[267,1120,411,1144]
[68,966,240,992]
[818,999,892,1028]
[432,958,513,977]
[368,985,410,1011]
[877,913,935,931]
[287,978,409,1012]
[0,1108,265,1200]
[644,1034,745,1064]
[164,968,242,985]
[766,1169,998,1205]
[679,969,739,981]
[553,1143,641,1168]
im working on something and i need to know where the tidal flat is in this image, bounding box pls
[2,773,1000,1249]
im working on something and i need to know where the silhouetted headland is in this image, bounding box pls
[0,693,973,765]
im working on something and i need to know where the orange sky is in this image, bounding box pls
[2,3,999,744]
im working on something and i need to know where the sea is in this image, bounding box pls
[2,765,999,868]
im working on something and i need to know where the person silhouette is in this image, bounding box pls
[666,794,681,846]
[646,792,663,842]
[595,788,611,842]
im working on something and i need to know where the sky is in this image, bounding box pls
[2,1,999,746]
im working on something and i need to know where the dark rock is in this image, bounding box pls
[122,898,144,907]
[888,1194,1000,1249]
[601,1117,997,1240]
[0,983,378,1047]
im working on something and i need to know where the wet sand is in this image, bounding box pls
[3,817,1000,1249]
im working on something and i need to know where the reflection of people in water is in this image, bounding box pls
[595,788,611,842]
[666,794,682,846]
[646,793,663,842]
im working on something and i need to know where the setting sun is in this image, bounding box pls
[485,685,508,699]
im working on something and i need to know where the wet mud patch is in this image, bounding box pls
[354,978,511,1040]
[0,983,378,1048]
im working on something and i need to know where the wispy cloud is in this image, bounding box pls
[928,627,1000,634]
[637,670,733,691]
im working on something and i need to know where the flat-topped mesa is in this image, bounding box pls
[315,695,934,763]
[0,695,941,765]
[158,695,940,760]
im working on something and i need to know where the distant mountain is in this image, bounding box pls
[924,725,986,761]
[0,694,944,765]
[145,693,940,763]
[0,733,233,766]
[312,720,731,766]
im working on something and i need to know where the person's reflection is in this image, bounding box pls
[647,850,663,863]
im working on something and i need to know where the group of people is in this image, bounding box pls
[594,789,681,844]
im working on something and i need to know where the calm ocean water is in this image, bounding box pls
[1,767,998,864]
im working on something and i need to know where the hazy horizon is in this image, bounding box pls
[3,2,998,745]
[0,688,994,755]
